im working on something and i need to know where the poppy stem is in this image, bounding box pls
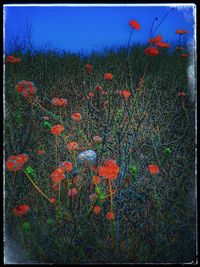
[127,28,133,55]
[108,178,113,211]
[22,169,51,202]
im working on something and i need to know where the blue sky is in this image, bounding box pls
[4,4,196,54]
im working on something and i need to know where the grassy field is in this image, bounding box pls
[4,40,196,263]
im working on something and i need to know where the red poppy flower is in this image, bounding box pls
[86,64,93,74]
[106,211,115,220]
[181,53,188,57]
[148,164,159,175]
[93,205,101,215]
[16,81,37,97]
[71,113,82,122]
[13,205,30,217]
[148,35,162,44]
[67,142,79,151]
[88,92,95,98]
[104,73,113,81]
[51,124,64,135]
[178,92,186,97]
[176,46,184,50]
[6,55,21,64]
[51,98,68,107]
[6,154,28,172]
[156,42,170,48]
[92,176,101,185]
[68,188,78,198]
[38,149,45,155]
[93,135,102,143]
[129,20,140,30]
[175,30,188,35]
[60,161,73,172]
[101,91,108,96]
[145,47,159,56]
[51,167,65,184]
[98,160,120,180]
[95,85,102,91]
[103,100,109,108]
[119,90,131,98]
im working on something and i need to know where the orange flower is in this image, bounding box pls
[67,142,79,151]
[148,35,162,44]
[148,164,159,175]
[92,176,101,185]
[86,64,93,74]
[104,73,113,81]
[51,167,65,184]
[145,47,159,56]
[51,98,68,107]
[119,90,131,98]
[181,53,188,57]
[98,160,120,180]
[106,211,114,220]
[49,198,56,203]
[51,124,64,135]
[129,20,140,30]
[175,30,188,35]
[60,161,73,172]
[156,42,170,48]
[38,149,45,155]
[13,205,30,217]
[93,206,101,215]
[178,92,186,97]
[6,154,28,172]
[71,113,82,122]
[68,188,78,198]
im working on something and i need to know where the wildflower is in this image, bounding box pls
[176,46,184,50]
[92,176,101,185]
[178,92,186,97]
[103,100,109,108]
[51,167,65,184]
[145,47,159,56]
[51,124,64,135]
[98,159,120,180]
[106,211,115,220]
[101,91,108,96]
[6,154,28,172]
[148,164,159,175]
[13,205,30,217]
[67,142,79,151]
[16,81,37,97]
[6,55,21,64]
[88,92,95,98]
[156,42,170,48]
[104,73,113,81]
[129,20,140,30]
[93,135,102,143]
[181,53,188,57]
[86,64,93,74]
[60,161,73,172]
[175,30,188,35]
[93,206,101,215]
[51,98,68,107]
[68,188,78,198]
[119,90,131,98]
[95,85,102,91]
[71,113,82,122]
[49,198,56,203]
[38,149,45,155]
[148,35,162,44]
